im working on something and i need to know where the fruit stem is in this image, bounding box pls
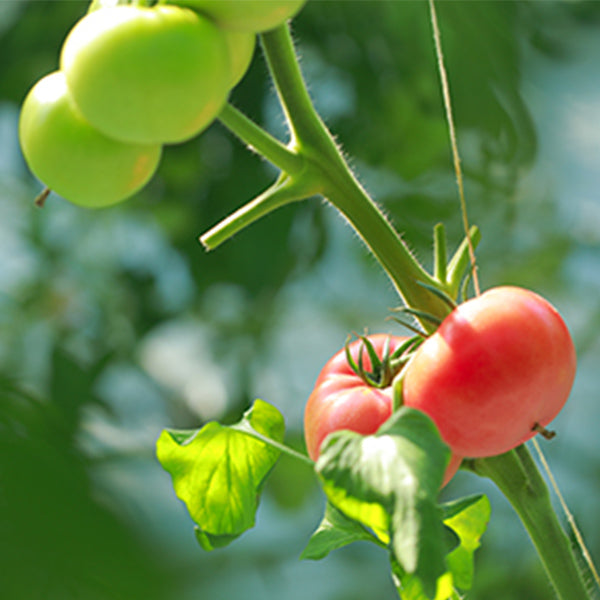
[200,174,317,250]
[465,446,592,600]
[218,103,305,176]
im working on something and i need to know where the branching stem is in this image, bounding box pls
[218,103,304,175]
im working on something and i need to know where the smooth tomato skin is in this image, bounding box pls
[304,335,461,487]
[19,71,162,208]
[403,286,577,458]
[170,0,306,32]
[61,5,230,144]
[223,30,255,87]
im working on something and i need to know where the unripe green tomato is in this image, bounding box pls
[19,71,162,208]
[170,0,307,32]
[60,4,231,144]
[223,30,255,87]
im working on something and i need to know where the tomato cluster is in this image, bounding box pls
[304,287,576,485]
[19,0,305,208]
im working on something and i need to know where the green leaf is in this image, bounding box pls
[442,494,491,590]
[392,557,459,600]
[300,502,382,561]
[392,495,491,600]
[156,399,285,549]
[315,407,451,598]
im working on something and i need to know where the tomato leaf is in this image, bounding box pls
[441,494,491,590]
[392,494,491,600]
[156,399,285,549]
[315,407,451,598]
[300,502,382,560]
[392,557,459,600]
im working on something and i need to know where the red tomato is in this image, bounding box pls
[304,334,461,486]
[402,286,577,458]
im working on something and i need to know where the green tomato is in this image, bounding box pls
[170,0,307,33]
[19,71,162,208]
[223,30,255,87]
[61,4,231,144]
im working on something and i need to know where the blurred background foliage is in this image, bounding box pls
[1,1,600,598]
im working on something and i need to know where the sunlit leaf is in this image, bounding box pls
[391,494,492,600]
[392,558,458,600]
[300,502,381,560]
[442,494,491,590]
[156,399,284,549]
[315,407,451,598]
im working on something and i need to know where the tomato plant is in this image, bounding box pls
[19,71,162,208]
[402,286,577,458]
[15,2,598,599]
[60,4,231,144]
[165,0,307,33]
[304,334,462,486]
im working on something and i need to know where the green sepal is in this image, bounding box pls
[391,306,443,329]
[344,334,420,389]
[416,281,457,311]
[446,225,481,298]
[156,399,285,549]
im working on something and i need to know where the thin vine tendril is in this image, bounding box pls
[531,437,600,592]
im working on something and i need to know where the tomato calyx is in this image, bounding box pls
[344,333,422,389]
[388,282,460,337]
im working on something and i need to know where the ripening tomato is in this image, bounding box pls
[19,71,162,208]
[402,286,577,458]
[304,334,462,487]
[60,5,231,144]
[169,0,306,33]
[223,30,255,87]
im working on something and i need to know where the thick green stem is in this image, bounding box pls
[466,446,591,600]
[259,24,451,327]
[321,171,450,327]
[259,25,335,153]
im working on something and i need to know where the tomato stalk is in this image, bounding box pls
[259,25,450,326]
[207,23,455,330]
[464,447,592,600]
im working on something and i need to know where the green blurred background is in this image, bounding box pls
[1,1,600,598]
